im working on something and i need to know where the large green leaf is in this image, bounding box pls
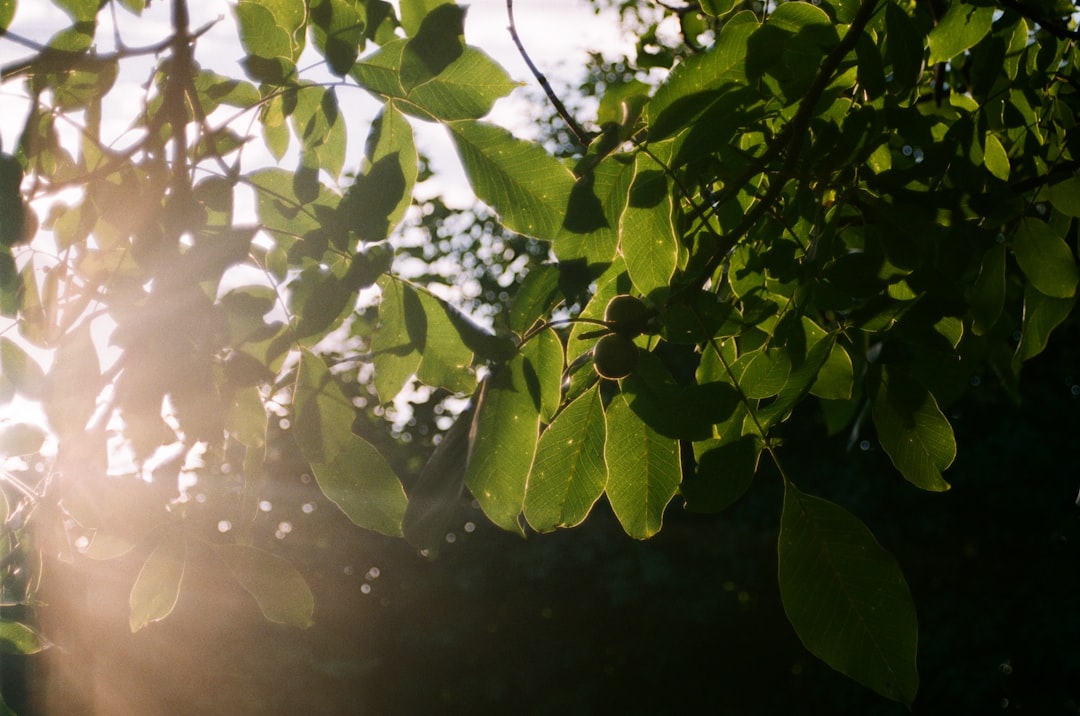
[604,392,681,539]
[778,480,919,707]
[403,402,474,553]
[0,620,46,655]
[345,102,417,243]
[1015,283,1076,364]
[215,544,314,628]
[449,121,576,240]
[683,435,760,513]
[370,276,423,401]
[311,436,407,536]
[44,323,99,438]
[352,41,518,121]
[552,154,630,266]
[524,384,607,532]
[129,530,186,632]
[927,0,994,64]
[870,366,953,492]
[235,0,306,84]
[520,327,564,423]
[464,356,542,534]
[289,84,347,180]
[619,152,678,300]
[1011,217,1078,299]
[293,350,356,465]
[309,0,365,76]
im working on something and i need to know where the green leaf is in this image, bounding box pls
[215,544,314,628]
[403,402,474,553]
[620,152,678,300]
[449,121,576,241]
[0,337,46,399]
[399,4,465,92]
[1046,176,1080,218]
[399,0,451,36]
[524,384,607,532]
[778,480,919,707]
[371,277,423,401]
[129,531,186,632]
[345,102,417,243]
[293,350,356,465]
[235,0,306,84]
[1011,217,1078,299]
[810,341,854,400]
[464,356,542,534]
[352,42,518,121]
[44,323,99,438]
[309,0,365,76]
[968,243,1006,336]
[55,0,97,22]
[553,155,630,266]
[1015,283,1076,364]
[311,436,407,536]
[0,423,46,456]
[683,435,760,513]
[604,392,681,539]
[698,0,737,18]
[0,620,46,655]
[982,133,1010,181]
[870,366,954,492]
[0,0,15,31]
[928,0,994,64]
[521,327,564,423]
[289,84,347,180]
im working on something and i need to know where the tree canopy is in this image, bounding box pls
[1,0,1079,710]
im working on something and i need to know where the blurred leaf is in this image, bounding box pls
[403,402,474,553]
[293,350,355,465]
[0,337,46,399]
[779,480,919,707]
[215,544,314,628]
[524,384,607,532]
[129,531,186,632]
[0,423,46,456]
[43,323,99,438]
[604,392,681,539]
[311,436,407,537]
[0,620,46,655]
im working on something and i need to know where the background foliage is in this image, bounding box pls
[1,0,1079,712]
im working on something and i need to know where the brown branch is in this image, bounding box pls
[505,0,592,149]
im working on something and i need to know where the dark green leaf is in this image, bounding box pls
[779,480,919,707]
[0,620,46,655]
[1012,217,1078,299]
[870,366,954,492]
[684,435,760,513]
[1015,283,1076,364]
[215,544,314,628]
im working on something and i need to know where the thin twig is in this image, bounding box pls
[506,0,592,149]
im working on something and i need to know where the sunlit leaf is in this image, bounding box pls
[779,480,919,707]
[870,366,953,492]
[619,152,677,300]
[309,0,365,76]
[464,355,542,534]
[1011,217,1078,299]
[371,277,423,402]
[521,327,564,423]
[129,531,186,632]
[983,133,1010,181]
[0,337,46,399]
[604,392,681,539]
[0,0,16,31]
[293,350,356,465]
[928,0,994,64]
[215,544,314,628]
[346,102,417,243]
[450,121,576,241]
[312,436,407,536]
[524,384,607,532]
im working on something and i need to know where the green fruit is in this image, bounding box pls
[603,294,653,338]
[593,333,638,380]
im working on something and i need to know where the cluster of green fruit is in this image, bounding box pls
[591,295,656,380]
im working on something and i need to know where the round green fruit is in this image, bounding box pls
[593,333,639,380]
[603,294,653,338]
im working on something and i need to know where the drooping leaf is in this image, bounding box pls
[778,480,919,707]
[449,121,576,240]
[464,355,542,534]
[311,436,407,536]
[214,544,314,628]
[293,349,356,465]
[523,384,607,532]
[604,392,681,539]
[870,366,954,492]
[1015,283,1076,364]
[129,530,186,632]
